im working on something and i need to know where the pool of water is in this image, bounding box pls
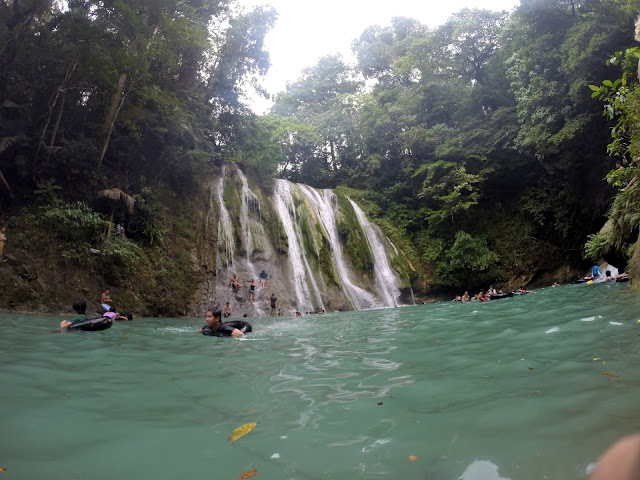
[1,282,640,480]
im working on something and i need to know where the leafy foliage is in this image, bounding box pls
[262,1,638,290]
[585,42,640,265]
[0,0,276,313]
[3,0,638,305]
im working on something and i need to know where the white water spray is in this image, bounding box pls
[273,180,324,313]
[297,185,379,310]
[216,165,234,267]
[348,198,400,307]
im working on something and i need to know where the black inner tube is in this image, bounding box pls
[489,292,513,300]
[68,316,113,332]
[224,320,252,333]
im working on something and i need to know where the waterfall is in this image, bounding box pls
[237,169,267,315]
[193,164,412,316]
[348,198,400,307]
[273,180,324,313]
[216,165,234,267]
[238,169,259,263]
[297,185,379,310]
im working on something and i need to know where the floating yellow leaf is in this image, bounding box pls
[228,422,257,442]
[408,455,419,461]
[602,372,619,378]
[123,334,128,338]
[593,358,600,361]
[239,468,257,479]
[0,468,6,472]
[602,361,606,365]
[528,367,534,370]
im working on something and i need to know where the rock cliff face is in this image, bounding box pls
[191,165,413,316]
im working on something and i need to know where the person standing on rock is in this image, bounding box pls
[250,279,256,302]
[270,293,278,316]
[259,270,268,288]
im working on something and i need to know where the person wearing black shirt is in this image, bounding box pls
[199,309,244,337]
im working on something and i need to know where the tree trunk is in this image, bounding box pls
[98,73,127,168]
[49,90,65,147]
[0,169,15,199]
[329,139,336,170]
[34,57,77,164]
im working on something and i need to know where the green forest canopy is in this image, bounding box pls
[1,0,640,300]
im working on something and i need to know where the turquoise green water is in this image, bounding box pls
[1,283,640,480]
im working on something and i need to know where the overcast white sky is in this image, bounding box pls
[237,0,521,113]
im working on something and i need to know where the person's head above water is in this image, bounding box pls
[205,309,222,328]
[73,298,87,314]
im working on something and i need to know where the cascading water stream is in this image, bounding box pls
[273,180,324,313]
[348,198,400,307]
[216,166,235,268]
[297,185,379,310]
[237,169,266,314]
[238,170,259,264]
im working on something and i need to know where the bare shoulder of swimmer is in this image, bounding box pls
[589,434,640,480]
[231,328,244,337]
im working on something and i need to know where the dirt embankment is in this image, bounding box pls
[0,242,197,318]
[0,247,119,316]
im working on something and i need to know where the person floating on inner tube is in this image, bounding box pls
[103,306,129,321]
[199,308,244,337]
[60,298,112,329]
[616,271,630,281]
[516,286,536,293]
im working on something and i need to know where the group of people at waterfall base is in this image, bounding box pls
[452,264,630,303]
[58,262,632,332]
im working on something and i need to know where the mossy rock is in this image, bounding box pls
[317,233,339,288]
[335,193,374,276]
